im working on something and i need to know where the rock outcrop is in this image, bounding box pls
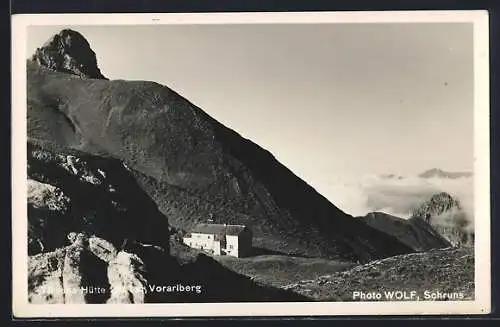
[31,29,107,80]
[29,233,112,304]
[27,140,168,303]
[27,139,171,255]
[411,192,474,246]
[106,251,148,303]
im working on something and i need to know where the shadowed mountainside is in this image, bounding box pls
[26,29,413,262]
[357,212,451,252]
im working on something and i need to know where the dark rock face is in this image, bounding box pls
[27,139,171,255]
[31,29,107,80]
[27,52,413,262]
[413,192,461,217]
[358,212,451,252]
[411,192,474,246]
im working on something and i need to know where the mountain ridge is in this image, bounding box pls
[418,168,473,179]
[357,212,451,252]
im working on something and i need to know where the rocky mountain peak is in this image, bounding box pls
[412,192,461,218]
[31,29,107,80]
[411,192,473,247]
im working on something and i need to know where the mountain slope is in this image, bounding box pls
[357,212,451,251]
[283,247,474,301]
[26,29,414,262]
[411,192,474,246]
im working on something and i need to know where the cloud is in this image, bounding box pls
[316,174,474,226]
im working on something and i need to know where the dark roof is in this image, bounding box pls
[191,223,248,236]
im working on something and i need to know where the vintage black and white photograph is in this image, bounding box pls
[12,11,490,317]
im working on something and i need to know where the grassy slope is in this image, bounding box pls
[283,247,474,301]
[214,254,355,288]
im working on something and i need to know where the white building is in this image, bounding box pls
[182,223,252,258]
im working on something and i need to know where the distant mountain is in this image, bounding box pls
[379,174,405,180]
[26,29,413,262]
[413,192,461,216]
[411,192,474,246]
[418,168,473,179]
[357,212,451,252]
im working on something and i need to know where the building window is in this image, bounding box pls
[229,244,233,249]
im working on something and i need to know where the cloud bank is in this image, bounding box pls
[315,174,473,224]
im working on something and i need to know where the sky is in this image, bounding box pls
[26,23,475,215]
